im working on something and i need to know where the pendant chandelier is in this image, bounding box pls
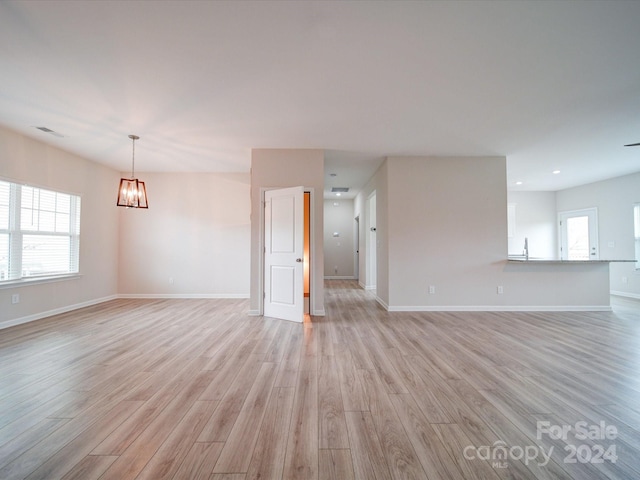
[116,134,148,208]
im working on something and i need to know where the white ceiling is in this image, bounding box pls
[1,1,640,199]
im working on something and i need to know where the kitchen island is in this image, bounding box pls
[497,258,635,311]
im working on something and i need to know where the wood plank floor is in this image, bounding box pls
[1,280,639,479]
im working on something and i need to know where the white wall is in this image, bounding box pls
[507,191,557,259]
[386,156,508,307]
[557,171,640,298]
[250,149,325,316]
[324,199,355,279]
[118,172,250,297]
[0,126,120,328]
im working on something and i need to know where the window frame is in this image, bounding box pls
[0,179,81,286]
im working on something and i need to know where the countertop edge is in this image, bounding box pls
[507,258,635,264]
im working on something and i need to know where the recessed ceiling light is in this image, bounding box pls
[552,170,561,174]
[515,181,523,185]
[335,192,341,196]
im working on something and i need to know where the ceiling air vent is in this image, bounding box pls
[331,187,349,193]
[35,126,64,138]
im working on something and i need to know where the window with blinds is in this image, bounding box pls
[0,181,9,281]
[635,204,640,270]
[0,179,81,282]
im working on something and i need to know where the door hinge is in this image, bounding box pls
[263,291,266,299]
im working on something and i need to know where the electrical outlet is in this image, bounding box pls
[497,286,504,294]
[429,285,436,294]
[622,276,628,284]
[169,277,174,285]
[11,293,20,304]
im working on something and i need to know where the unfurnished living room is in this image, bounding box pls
[1,1,640,479]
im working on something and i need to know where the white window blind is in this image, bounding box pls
[634,204,640,270]
[0,181,9,280]
[0,179,81,282]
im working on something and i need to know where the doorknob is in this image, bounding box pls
[296,258,302,262]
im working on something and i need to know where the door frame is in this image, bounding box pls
[258,186,316,316]
[354,215,360,281]
[366,191,377,290]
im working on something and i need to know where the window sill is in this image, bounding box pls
[0,273,82,289]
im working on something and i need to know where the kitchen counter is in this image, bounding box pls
[507,257,635,264]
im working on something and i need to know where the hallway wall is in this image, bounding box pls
[324,199,356,279]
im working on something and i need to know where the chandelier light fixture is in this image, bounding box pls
[116,134,148,208]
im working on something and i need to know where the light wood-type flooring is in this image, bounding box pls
[1,280,639,479]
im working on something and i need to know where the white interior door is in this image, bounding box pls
[559,208,599,260]
[264,186,304,323]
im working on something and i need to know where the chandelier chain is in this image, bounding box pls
[128,134,140,178]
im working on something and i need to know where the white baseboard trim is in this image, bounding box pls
[385,305,612,312]
[0,295,118,330]
[1,293,252,330]
[374,295,389,310]
[248,308,325,317]
[324,276,356,280]
[117,293,250,299]
[611,290,640,300]
[6,293,611,332]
